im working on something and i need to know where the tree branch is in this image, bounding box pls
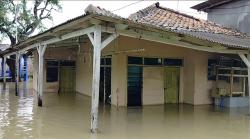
[39,0,49,19]
[0,26,16,45]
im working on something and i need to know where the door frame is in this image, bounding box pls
[164,67,181,103]
[127,65,143,106]
[100,56,112,104]
[100,66,112,104]
[126,56,184,106]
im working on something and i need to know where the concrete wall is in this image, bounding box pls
[32,47,77,92]
[75,43,93,96]
[207,0,250,35]
[32,36,221,106]
[143,67,164,105]
[105,36,215,106]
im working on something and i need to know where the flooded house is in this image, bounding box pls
[1,3,250,133]
[1,44,30,82]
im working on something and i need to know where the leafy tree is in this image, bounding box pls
[0,0,61,81]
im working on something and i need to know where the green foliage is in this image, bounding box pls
[0,0,61,45]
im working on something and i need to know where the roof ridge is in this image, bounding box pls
[128,2,201,21]
[84,4,124,19]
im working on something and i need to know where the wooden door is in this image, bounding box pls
[127,66,143,106]
[164,67,180,103]
[59,67,76,93]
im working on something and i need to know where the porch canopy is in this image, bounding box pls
[1,2,250,133]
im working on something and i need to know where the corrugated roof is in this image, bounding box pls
[191,0,236,11]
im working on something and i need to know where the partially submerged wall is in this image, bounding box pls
[108,36,215,106]
[75,42,93,96]
[32,35,221,106]
[32,47,77,92]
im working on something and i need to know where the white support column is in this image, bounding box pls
[247,54,250,97]
[90,25,102,133]
[3,56,6,89]
[87,25,119,133]
[15,53,20,96]
[239,53,250,97]
[37,45,47,107]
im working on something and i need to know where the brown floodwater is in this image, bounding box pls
[1,82,250,139]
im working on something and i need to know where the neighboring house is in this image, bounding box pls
[0,44,30,81]
[192,0,250,35]
[0,44,11,80]
[1,2,250,132]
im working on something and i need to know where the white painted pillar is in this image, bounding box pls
[90,25,102,133]
[3,56,6,88]
[239,53,250,97]
[87,26,118,133]
[15,53,20,96]
[37,45,47,107]
[247,54,250,97]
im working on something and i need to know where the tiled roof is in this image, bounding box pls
[85,4,125,20]
[128,2,245,37]
[85,3,250,49]
[4,2,250,54]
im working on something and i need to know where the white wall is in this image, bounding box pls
[75,43,93,96]
[32,47,77,92]
[143,67,164,105]
[32,35,221,106]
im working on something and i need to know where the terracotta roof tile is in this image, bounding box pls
[84,3,250,49]
[129,3,245,37]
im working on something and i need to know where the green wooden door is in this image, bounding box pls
[164,67,180,103]
[59,67,76,93]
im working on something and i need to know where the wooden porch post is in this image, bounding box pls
[15,53,20,96]
[37,45,47,107]
[87,25,118,133]
[3,56,6,89]
[90,25,102,133]
[239,53,250,97]
[247,54,250,97]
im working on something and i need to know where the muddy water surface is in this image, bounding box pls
[1,83,250,139]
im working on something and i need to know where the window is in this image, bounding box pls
[60,60,75,67]
[144,58,162,65]
[164,58,183,66]
[101,58,112,65]
[208,59,217,80]
[46,61,59,82]
[128,57,143,65]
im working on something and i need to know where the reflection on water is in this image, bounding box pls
[0,82,250,139]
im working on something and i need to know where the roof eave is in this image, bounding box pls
[191,0,235,12]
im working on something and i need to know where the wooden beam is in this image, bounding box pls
[87,33,94,45]
[102,27,249,54]
[3,26,96,57]
[89,18,102,25]
[239,53,250,68]
[90,25,101,133]
[101,33,119,50]
[115,23,128,30]
[37,45,47,107]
